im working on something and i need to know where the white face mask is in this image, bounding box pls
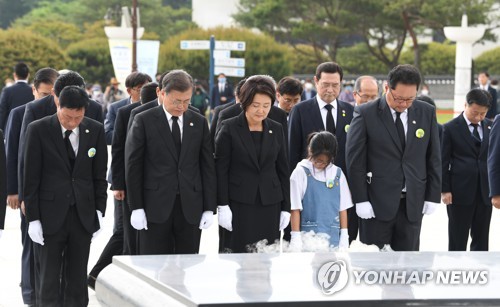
[421,89,429,96]
[305,82,313,90]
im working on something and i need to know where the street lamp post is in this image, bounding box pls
[131,0,138,72]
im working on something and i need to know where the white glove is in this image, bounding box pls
[338,228,349,250]
[289,231,302,252]
[279,211,291,231]
[0,229,3,239]
[218,205,233,231]
[380,244,394,252]
[356,201,375,219]
[131,209,148,230]
[199,211,214,229]
[28,220,44,245]
[422,201,439,215]
[92,210,103,241]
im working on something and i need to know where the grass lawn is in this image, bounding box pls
[437,111,453,124]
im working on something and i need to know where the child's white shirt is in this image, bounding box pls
[290,159,353,211]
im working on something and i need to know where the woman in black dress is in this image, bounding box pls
[215,75,290,253]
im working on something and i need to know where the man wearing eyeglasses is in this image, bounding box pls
[353,76,379,106]
[346,64,441,251]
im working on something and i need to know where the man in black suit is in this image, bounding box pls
[0,129,6,240]
[0,62,34,130]
[4,67,59,306]
[488,115,500,211]
[346,64,441,251]
[442,89,493,251]
[289,62,354,174]
[87,82,159,289]
[275,77,303,121]
[211,73,234,110]
[126,70,216,255]
[477,71,498,119]
[24,86,107,306]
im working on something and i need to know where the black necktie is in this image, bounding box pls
[471,123,481,146]
[325,104,336,135]
[171,116,181,157]
[395,112,405,150]
[64,130,76,169]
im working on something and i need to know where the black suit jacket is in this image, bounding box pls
[346,97,442,222]
[485,85,498,119]
[111,101,141,190]
[18,95,104,202]
[5,104,26,195]
[125,107,216,225]
[488,115,500,197]
[215,113,290,211]
[210,101,235,145]
[23,115,107,235]
[217,104,289,147]
[442,114,492,205]
[0,130,6,229]
[0,82,34,130]
[211,83,234,109]
[288,97,353,173]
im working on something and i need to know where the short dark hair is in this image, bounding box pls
[157,71,169,90]
[387,64,421,90]
[58,85,90,110]
[235,78,247,99]
[33,68,59,90]
[315,62,343,81]
[162,70,193,93]
[417,95,436,108]
[277,77,303,96]
[140,82,159,103]
[14,62,30,79]
[239,75,276,112]
[125,72,152,89]
[479,71,490,78]
[53,71,85,97]
[307,131,338,163]
[466,88,491,108]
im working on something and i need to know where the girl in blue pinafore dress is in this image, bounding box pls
[290,131,353,250]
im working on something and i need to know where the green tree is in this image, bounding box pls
[0,0,35,28]
[159,27,293,82]
[290,44,329,75]
[336,43,388,74]
[0,29,68,85]
[475,47,500,75]
[65,38,113,85]
[399,42,455,75]
[13,20,83,49]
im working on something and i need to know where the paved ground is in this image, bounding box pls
[2,187,500,306]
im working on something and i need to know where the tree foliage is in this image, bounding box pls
[159,27,293,83]
[399,42,455,75]
[336,43,388,75]
[475,47,500,75]
[0,29,68,85]
[65,38,113,85]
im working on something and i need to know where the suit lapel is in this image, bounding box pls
[457,114,478,152]
[49,115,71,171]
[336,100,348,140]
[178,111,194,166]
[405,105,417,152]
[378,97,403,153]
[73,119,89,174]
[236,113,260,170]
[259,119,274,166]
[480,119,492,156]
[310,98,325,131]
[153,107,179,162]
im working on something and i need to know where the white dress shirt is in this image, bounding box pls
[61,126,79,155]
[290,159,353,211]
[389,108,408,137]
[463,112,483,140]
[316,97,338,129]
[163,106,184,141]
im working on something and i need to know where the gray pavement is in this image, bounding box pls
[2,188,500,306]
